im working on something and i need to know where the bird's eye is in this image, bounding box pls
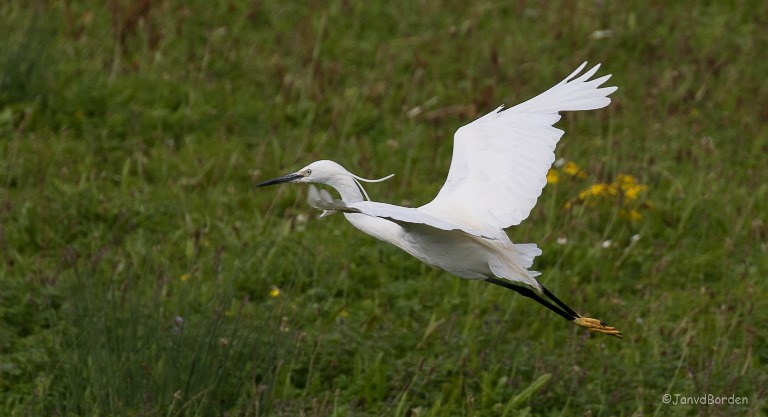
[305,169,312,176]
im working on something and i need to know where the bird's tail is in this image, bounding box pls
[487,241,543,291]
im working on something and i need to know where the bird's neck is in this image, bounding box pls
[329,176,366,203]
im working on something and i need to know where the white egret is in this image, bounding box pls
[257,63,621,338]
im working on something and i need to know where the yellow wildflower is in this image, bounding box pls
[338,309,349,318]
[583,183,615,198]
[269,287,281,298]
[623,184,647,201]
[180,273,190,282]
[616,174,636,186]
[564,171,650,223]
[563,161,588,179]
[615,175,647,201]
[620,209,643,221]
[546,169,559,184]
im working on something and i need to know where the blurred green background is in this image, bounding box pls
[1,1,766,416]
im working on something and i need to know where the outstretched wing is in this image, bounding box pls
[419,62,617,231]
[307,185,494,239]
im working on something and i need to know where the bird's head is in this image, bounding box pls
[256,160,393,201]
[255,160,350,187]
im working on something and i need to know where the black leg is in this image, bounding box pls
[485,277,577,322]
[486,277,623,338]
[540,285,582,320]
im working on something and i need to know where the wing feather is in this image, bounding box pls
[419,63,616,231]
[306,185,494,239]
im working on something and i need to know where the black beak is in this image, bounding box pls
[255,172,304,187]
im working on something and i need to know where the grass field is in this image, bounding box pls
[1,1,767,416]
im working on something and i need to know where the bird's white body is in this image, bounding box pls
[343,198,541,286]
[260,62,617,294]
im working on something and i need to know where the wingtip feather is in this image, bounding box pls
[564,62,589,83]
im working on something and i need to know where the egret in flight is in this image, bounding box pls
[257,63,621,338]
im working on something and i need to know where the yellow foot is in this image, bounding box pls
[572,317,623,339]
